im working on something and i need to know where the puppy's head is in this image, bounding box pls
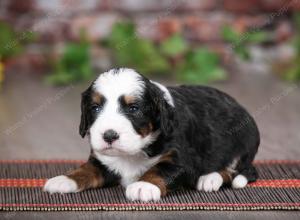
[79,68,175,156]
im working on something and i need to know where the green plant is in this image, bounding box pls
[0,22,36,60]
[105,22,227,84]
[161,35,227,83]
[0,21,22,61]
[176,48,227,84]
[222,25,268,60]
[46,38,93,85]
[107,22,170,75]
[0,61,4,87]
[0,21,36,87]
[284,13,300,82]
[160,33,188,57]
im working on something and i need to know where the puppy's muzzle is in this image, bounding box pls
[103,129,119,144]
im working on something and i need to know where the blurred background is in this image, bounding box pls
[0,0,299,160]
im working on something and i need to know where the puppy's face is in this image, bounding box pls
[79,68,174,156]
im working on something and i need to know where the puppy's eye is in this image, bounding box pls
[91,105,101,113]
[128,104,139,113]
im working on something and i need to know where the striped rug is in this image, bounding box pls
[0,160,299,211]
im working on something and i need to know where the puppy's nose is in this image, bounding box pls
[103,129,119,144]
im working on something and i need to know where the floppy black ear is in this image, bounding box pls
[148,82,176,138]
[158,97,176,137]
[79,87,91,138]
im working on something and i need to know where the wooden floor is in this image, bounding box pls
[1,68,299,160]
[0,68,299,218]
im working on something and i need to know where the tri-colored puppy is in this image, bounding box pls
[44,68,260,202]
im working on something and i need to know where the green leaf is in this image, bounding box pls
[160,34,188,57]
[284,69,299,81]
[284,62,300,82]
[108,22,136,50]
[45,70,75,86]
[221,26,240,42]
[234,46,251,60]
[0,21,37,61]
[221,25,269,61]
[247,31,268,43]
[106,22,170,75]
[282,13,300,82]
[222,25,268,44]
[176,48,227,84]
[45,37,94,85]
[0,21,22,60]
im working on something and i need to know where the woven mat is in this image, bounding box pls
[0,160,299,211]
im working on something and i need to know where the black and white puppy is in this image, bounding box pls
[44,68,260,202]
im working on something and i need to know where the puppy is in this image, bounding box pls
[44,68,260,202]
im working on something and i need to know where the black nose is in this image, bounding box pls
[103,129,119,144]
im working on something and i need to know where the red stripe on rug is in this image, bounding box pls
[0,179,46,187]
[1,179,300,188]
[0,202,299,208]
[249,179,300,188]
[0,159,299,164]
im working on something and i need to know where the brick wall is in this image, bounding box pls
[0,0,299,70]
[1,0,299,43]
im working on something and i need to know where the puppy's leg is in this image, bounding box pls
[232,165,257,189]
[126,150,183,202]
[196,164,257,192]
[197,170,233,192]
[44,156,119,194]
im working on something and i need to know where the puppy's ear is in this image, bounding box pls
[158,96,176,137]
[148,82,176,137]
[79,87,91,138]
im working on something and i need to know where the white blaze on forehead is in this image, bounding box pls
[93,68,144,98]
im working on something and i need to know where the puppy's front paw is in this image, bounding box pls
[197,172,223,192]
[43,175,78,194]
[126,181,161,202]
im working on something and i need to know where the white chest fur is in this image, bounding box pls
[93,152,161,186]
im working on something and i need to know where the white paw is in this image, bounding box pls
[125,181,161,202]
[232,174,248,189]
[197,172,223,192]
[43,175,78,194]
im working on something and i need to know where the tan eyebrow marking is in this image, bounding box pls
[92,92,102,104]
[123,95,136,105]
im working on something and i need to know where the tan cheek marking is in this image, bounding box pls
[139,123,153,137]
[140,167,167,196]
[67,163,103,190]
[92,92,102,104]
[159,150,175,163]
